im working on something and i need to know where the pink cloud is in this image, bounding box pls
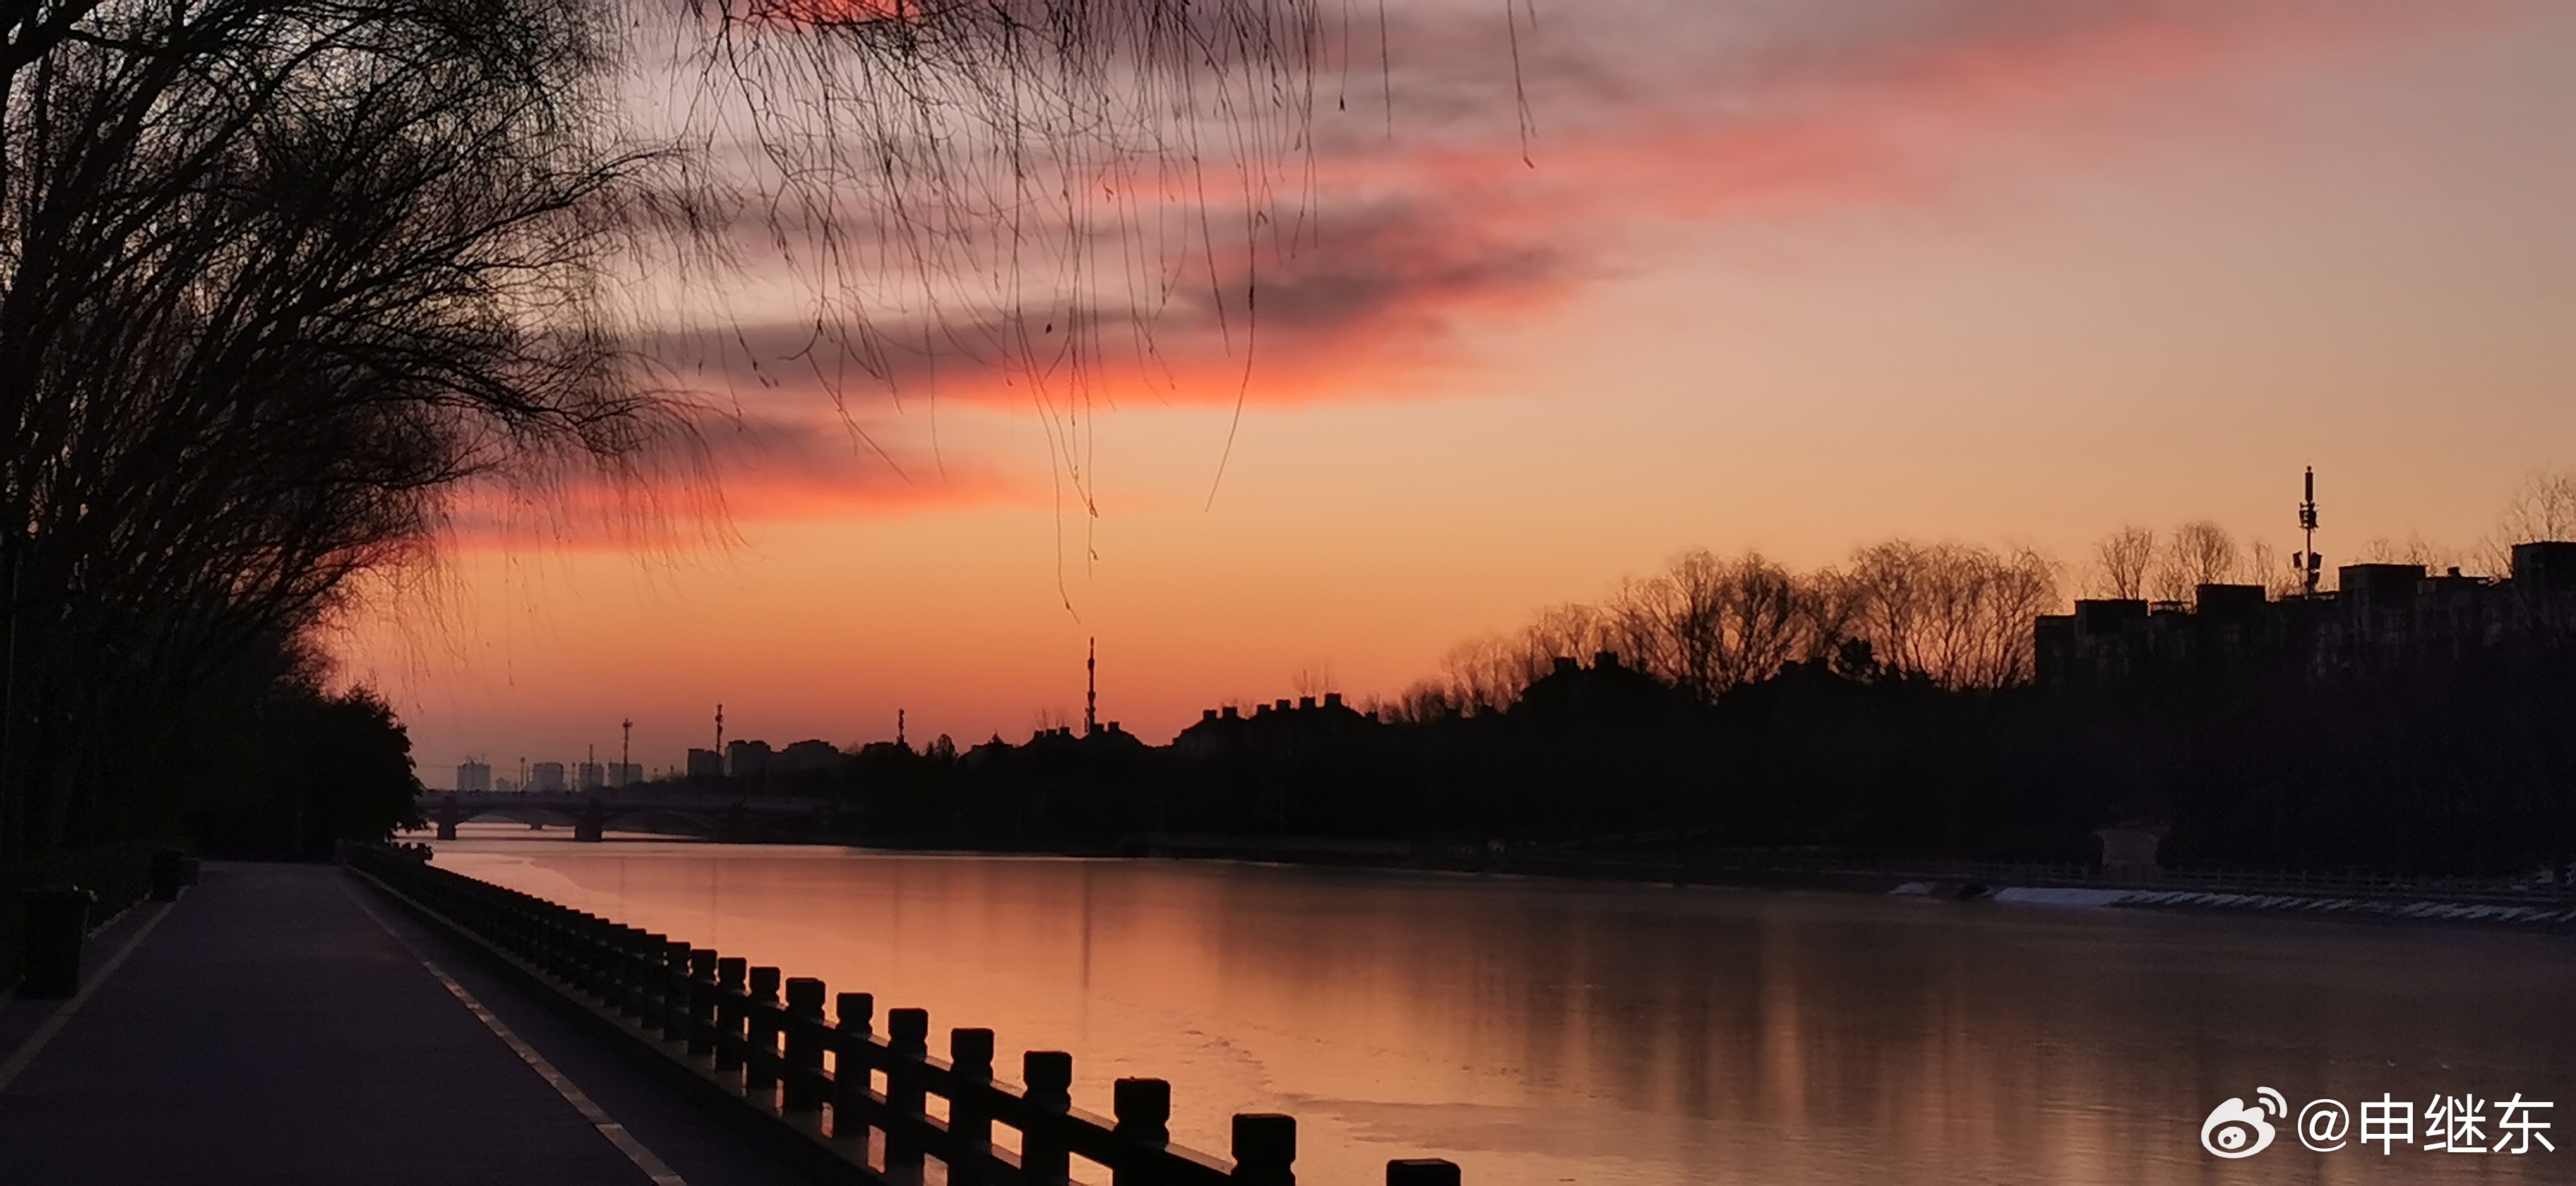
[665,1,2506,415]
[438,409,1036,549]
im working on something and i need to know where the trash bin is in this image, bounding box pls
[18,885,97,998]
[150,849,188,901]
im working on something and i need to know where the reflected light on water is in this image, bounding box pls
[433,828,2576,1185]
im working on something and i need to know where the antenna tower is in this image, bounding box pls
[897,709,906,748]
[621,718,633,786]
[1085,637,1098,736]
[2294,467,2322,597]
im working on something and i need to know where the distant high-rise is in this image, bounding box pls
[455,760,491,793]
[726,738,773,779]
[775,739,840,774]
[608,762,643,787]
[577,760,604,791]
[686,748,724,780]
[530,761,567,793]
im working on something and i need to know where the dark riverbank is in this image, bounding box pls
[455,815,2576,932]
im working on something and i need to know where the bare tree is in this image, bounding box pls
[1821,540,2061,688]
[1845,540,1936,677]
[2481,469,2576,575]
[1291,663,1340,700]
[2092,526,2156,599]
[2246,540,2303,599]
[2156,520,2238,600]
[1602,550,1820,700]
[2361,534,2458,571]
[0,0,1351,853]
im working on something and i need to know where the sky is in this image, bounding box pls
[330,0,2576,786]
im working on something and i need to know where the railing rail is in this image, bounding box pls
[345,846,1453,1185]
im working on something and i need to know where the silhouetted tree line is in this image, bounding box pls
[766,534,2576,877]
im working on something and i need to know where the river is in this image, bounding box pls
[431,827,2575,1185]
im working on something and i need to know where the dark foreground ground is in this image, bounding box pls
[0,861,815,1185]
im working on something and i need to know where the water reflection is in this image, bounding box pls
[434,829,2575,1185]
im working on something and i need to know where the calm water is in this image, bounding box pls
[434,828,2575,1185]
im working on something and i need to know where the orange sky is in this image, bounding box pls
[332,0,2576,785]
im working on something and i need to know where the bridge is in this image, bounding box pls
[417,790,840,842]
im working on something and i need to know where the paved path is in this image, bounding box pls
[0,861,815,1185]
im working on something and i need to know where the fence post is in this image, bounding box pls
[622,930,658,1021]
[1020,1050,1074,1185]
[1112,1077,1171,1186]
[884,1007,930,1177]
[687,950,720,1058]
[782,977,827,1113]
[584,915,616,1002]
[746,966,784,1103]
[831,993,875,1147]
[1230,1113,1294,1185]
[660,941,692,1038]
[1385,1160,1461,1186]
[569,914,599,998]
[948,1028,996,1182]
[715,957,749,1076]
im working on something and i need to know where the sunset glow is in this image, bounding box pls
[333,0,2576,783]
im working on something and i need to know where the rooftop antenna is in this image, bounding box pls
[2294,466,2322,597]
[620,718,632,786]
[897,708,906,748]
[1085,637,1098,736]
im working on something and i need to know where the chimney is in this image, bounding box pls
[1222,705,1240,720]
[1594,650,1621,670]
[1552,657,1579,676]
[1202,708,1218,721]
[1274,699,1291,712]
[1298,695,1316,710]
[1323,692,1344,709]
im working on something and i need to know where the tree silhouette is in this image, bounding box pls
[0,0,1349,856]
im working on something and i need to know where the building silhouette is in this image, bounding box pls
[726,738,773,779]
[775,739,840,776]
[455,760,491,793]
[1172,693,1371,759]
[530,761,567,793]
[2037,541,2576,689]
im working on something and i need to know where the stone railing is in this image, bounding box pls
[344,846,1461,1185]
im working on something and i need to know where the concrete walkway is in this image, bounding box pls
[0,861,815,1185]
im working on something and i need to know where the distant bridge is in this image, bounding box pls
[416,790,840,842]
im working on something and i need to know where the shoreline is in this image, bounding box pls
[430,822,2576,932]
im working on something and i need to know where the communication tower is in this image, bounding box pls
[1085,637,1098,736]
[2293,467,2323,597]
